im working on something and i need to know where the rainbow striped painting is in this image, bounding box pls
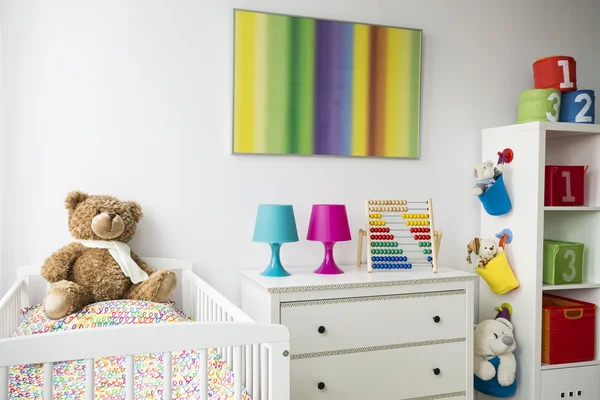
[233,10,422,158]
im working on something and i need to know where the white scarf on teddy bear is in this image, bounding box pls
[76,240,149,284]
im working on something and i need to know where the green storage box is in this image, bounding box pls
[543,239,585,285]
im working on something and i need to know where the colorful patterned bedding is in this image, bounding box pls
[8,300,252,400]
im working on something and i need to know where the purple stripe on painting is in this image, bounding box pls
[314,21,331,154]
[314,21,344,155]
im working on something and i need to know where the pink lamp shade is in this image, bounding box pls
[306,204,352,274]
[306,204,352,242]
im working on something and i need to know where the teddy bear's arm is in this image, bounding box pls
[474,355,496,381]
[40,242,87,283]
[497,353,516,386]
[130,251,156,276]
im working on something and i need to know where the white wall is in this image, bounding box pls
[1,0,599,304]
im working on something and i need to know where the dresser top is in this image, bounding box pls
[240,265,477,293]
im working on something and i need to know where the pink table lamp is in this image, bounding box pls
[306,204,352,275]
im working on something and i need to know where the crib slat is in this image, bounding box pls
[252,344,260,398]
[195,288,200,321]
[126,355,134,400]
[163,352,172,400]
[199,349,208,400]
[234,346,242,400]
[0,366,8,400]
[85,358,94,400]
[43,362,53,400]
[245,345,252,395]
[219,308,224,358]
[1,307,5,339]
[261,345,268,400]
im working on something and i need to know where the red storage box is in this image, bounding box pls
[544,165,588,206]
[542,294,596,365]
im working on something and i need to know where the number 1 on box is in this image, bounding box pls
[558,59,574,89]
[561,171,575,202]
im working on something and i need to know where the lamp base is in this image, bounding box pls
[260,243,291,277]
[314,241,345,275]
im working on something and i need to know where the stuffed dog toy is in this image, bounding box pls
[467,237,498,268]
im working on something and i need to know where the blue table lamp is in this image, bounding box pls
[253,204,299,277]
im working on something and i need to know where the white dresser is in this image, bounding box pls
[240,265,477,400]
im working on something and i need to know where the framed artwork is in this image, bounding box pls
[232,10,422,158]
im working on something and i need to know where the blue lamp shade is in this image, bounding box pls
[253,205,299,244]
[252,204,299,277]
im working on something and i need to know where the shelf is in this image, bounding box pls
[482,121,600,138]
[542,360,600,370]
[543,282,600,291]
[544,206,600,211]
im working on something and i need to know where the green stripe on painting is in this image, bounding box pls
[408,30,421,157]
[265,14,291,154]
[288,17,315,155]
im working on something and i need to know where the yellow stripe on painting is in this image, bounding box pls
[253,12,268,153]
[351,24,370,157]
[385,28,410,157]
[233,11,257,153]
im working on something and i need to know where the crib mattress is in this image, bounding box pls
[8,300,252,400]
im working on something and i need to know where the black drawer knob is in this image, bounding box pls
[433,368,441,376]
[318,382,325,390]
[433,316,441,323]
[318,326,326,334]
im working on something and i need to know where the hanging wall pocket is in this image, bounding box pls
[478,148,514,216]
[475,229,520,295]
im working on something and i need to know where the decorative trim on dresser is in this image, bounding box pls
[290,337,467,360]
[404,391,467,400]
[241,266,477,400]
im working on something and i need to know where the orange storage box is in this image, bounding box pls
[542,294,596,365]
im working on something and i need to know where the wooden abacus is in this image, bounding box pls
[356,198,442,273]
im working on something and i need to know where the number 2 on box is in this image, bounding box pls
[562,249,577,282]
[561,171,576,202]
[558,60,574,89]
[575,93,592,123]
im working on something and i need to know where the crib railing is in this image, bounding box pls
[0,279,25,341]
[0,261,290,400]
[182,269,277,399]
[0,322,290,400]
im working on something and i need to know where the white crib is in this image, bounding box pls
[0,258,290,400]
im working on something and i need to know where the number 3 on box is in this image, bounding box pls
[546,92,561,122]
[562,249,577,282]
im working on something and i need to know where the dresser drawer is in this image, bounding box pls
[291,341,466,399]
[281,290,465,355]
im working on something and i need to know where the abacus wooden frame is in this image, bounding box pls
[356,198,440,273]
[0,258,291,400]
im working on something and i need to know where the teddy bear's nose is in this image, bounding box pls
[108,213,117,220]
[502,336,513,346]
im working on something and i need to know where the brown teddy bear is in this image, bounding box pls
[41,191,177,319]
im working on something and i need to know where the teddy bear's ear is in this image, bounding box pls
[127,201,143,223]
[65,191,89,212]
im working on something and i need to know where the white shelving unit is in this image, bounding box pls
[479,121,600,400]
